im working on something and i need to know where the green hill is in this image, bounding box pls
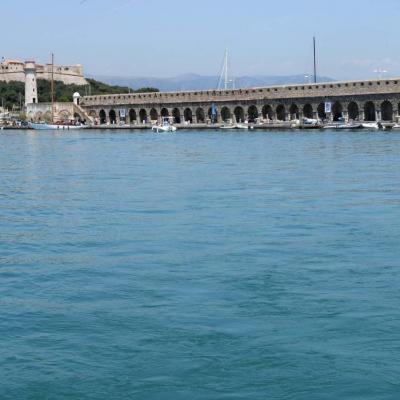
[0,79,159,110]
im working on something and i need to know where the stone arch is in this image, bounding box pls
[139,109,147,123]
[234,106,245,123]
[196,108,205,123]
[129,109,137,123]
[332,101,343,121]
[303,104,313,119]
[88,110,97,118]
[381,101,393,121]
[348,102,359,121]
[276,104,286,121]
[262,105,273,120]
[364,101,376,121]
[109,109,117,124]
[247,105,259,122]
[172,108,181,123]
[99,109,107,124]
[43,111,53,122]
[317,103,326,120]
[59,110,71,120]
[161,108,169,118]
[184,108,193,123]
[289,103,299,120]
[150,108,158,121]
[221,106,231,122]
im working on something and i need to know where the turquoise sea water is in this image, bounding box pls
[1,129,400,400]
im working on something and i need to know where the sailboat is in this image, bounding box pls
[29,54,87,131]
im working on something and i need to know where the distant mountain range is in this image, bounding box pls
[91,73,335,92]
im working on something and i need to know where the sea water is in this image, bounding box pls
[1,130,400,399]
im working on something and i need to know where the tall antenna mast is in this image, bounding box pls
[313,37,317,84]
[51,53,55,123]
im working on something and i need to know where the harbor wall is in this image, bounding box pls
[79,78,400,124]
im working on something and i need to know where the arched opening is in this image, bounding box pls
[364,102,376,121]
[59,110,71,121]
[109,109,117,124]
[317,103,326,120]
[289,104,299,120]
[332,101,343,121]
[234,106,245,123]
[129,109,137,124]
[221,106,231,122]
[248,105,259,122]
[262,105,273,120]
[196,108,205,123]
[348,102,359,121]
[184,108,193,123]
[172,108,181,123]
[150,108,158,121]
[161,108,169,118]
[99,109,106,124]
[43,111,53,122]
[381,101,393,121]
[139,109,147,123]
[276,104,285,121]
[303,104,313,119]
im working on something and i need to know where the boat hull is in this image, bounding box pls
[151,125,177,133]
[29,123,88,131]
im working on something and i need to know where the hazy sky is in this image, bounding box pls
[3,0,400,80]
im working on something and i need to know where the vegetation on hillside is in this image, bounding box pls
[0,79,159,110]
[0,81,24,110]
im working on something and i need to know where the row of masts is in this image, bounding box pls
[218,37,318,90]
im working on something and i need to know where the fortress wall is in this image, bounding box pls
[0,61,88,86]
[81,78,400,107]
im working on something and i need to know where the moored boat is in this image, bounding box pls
[220,122,249,130]
[361,122,380,130]
[323,123,363,130]
[29,122,88,130]
[152,116,177,133]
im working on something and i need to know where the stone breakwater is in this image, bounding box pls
[80,77,400,125]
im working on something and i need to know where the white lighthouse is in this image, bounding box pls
[24,61,38,106]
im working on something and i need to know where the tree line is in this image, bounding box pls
[0,79,159,110]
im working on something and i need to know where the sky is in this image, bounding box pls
[2,0,400,80]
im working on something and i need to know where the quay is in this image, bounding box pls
[79,77,400,126]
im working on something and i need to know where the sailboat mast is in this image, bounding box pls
[224,49,228,90]
[313,37,317,84]
[51,53,55,122]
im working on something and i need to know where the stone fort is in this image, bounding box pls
[0,59,88,86]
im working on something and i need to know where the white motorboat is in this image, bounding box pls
[303,118,319,126]
[152,117,177,133]
[220,122,249,130]
[361,122,380,130]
